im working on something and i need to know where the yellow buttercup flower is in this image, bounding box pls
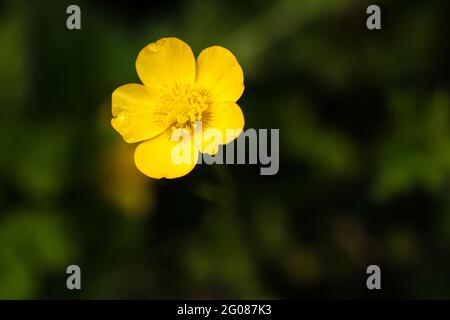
[111,37,245,179]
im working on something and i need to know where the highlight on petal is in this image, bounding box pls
[196,46,244,104]
[136,37,196,90]
[111,84,170,143]
[134,128,199,179]
[200,102,244,155]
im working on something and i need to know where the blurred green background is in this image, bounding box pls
[1,0,449,299]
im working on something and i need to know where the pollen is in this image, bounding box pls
[157,84,211,129]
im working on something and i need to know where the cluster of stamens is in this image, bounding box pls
[155,84,211,132]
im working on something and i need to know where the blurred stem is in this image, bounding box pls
[223,0,353,74]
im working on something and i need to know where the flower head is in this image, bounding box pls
[111,37,245,179]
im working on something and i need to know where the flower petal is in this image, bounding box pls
[134,128,199,179]
[136,37,196,89]
[196,46,244,103]
[111,84,170,143]
[200,102,244,155]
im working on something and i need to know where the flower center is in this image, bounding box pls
[157,84,211,129]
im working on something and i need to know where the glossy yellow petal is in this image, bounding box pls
[134,128,199,179]
[200,102,244,155]
[196,46,244,104]
[136,37,196,90]
[111,84,170,143]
